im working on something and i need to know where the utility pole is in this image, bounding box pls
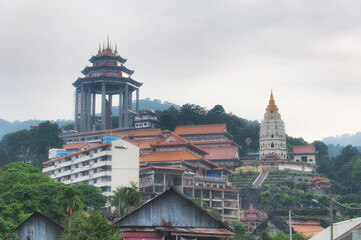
[330,199,334,240]
[289,209,293,240]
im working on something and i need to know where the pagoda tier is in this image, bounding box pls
[81,65,134,75]
[73,38,142,133]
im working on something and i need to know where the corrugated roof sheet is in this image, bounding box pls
[310,217,361,240]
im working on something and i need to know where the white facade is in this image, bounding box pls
[259,92,287,160]
[43,138,139,196]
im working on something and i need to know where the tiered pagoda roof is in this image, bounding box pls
[73,37,142,89]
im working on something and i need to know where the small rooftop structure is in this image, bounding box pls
[291,145,318,164]
[240,204,264,231]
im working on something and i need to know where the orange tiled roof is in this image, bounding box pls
[174,124,228,135]
[292,225,324,237]
[202,146,238,161]
[43,143,111,165]
[63,142,88,150]
[140,166,186,172]
[111,130,132,138]
[130,128,162,137]
[127,139,157,149]
[293,145,317,154]
[140,151,201,163]
[152,132,209,155]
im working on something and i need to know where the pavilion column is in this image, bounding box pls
[92,93,96,131]
[86,87,91,132]
[136,88,139,115]
[129,90,133,112]
[108,94,112,118]
[124,83,129,128]
[101,82,106,130]
[74,88,79,132]
[118,85,123,128]
[80,84,85,132]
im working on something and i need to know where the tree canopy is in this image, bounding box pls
[60,210,123,240]
[0,121,64,168]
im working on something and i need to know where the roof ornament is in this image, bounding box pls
[266,90,279,114]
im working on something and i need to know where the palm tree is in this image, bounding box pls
[110,182,143,216]
[110,186,126,216]
[58,186,83,227]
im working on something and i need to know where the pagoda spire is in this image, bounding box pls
[107,34,110,49]
[266,90,279,114]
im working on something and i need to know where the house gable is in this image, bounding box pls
[115,188,229,229]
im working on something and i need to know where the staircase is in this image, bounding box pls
[252,171,269,188]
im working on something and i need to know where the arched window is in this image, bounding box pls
[271,134,274,138]
[271,142,274,148]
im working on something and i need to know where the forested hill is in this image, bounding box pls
[0,98,180,140]
[323,132,361,147]
[0,119,72,140]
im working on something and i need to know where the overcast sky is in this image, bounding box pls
[0,0,361,142]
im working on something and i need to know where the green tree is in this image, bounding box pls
[74,184,107,210]
[110,182,143,216]
[60,210,123,240]
[351,157,361,191]
[0,162,67,222]
[58,186,83,227]
[231,221,247,240]
[179,104,207,125]
[158,106,182,131]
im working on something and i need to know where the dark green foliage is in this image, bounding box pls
[286,136,308,152]
[74,184,107,210]
[0,162,100,236]
[258,182,329,209]
[0,121,64,168]
[0,162,67,222]
[60,210,123,240]
[191,198,222,220]
[110,182,143,216]
[231,221,256,240]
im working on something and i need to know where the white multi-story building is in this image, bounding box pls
[259,91,287,160]
[42,137,139,196]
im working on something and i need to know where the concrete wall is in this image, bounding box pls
[15,214,63,240]
[111,138,139,190]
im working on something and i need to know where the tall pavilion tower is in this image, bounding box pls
[259,91,287,160]
[73,38,142,132]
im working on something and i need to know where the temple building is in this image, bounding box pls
[240,204,264,231]
[138,132,240,222]
[259,91,287,161]
[73,37,142,132]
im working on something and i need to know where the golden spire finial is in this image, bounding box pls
[107,34,110,49]
[266,90,278,114]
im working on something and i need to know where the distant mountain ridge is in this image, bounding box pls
[323,132,361,147]
[0,98,180,140]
